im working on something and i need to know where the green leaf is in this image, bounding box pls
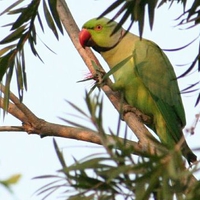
[53,138,67,169]
[11,0,40,30]
[0,25,26,44]
[17,32,29,50]
[102,55,132,81]
[148,0,157,30]
[21,49,27,91]
[28,36,43,62]
[15,50,27,101]
[48,0,63,34]
[0,0,24,16]
[7,8,25,15]
[0,45,16,56]
[136,2,145,38]
[111,4,132,35]
[98,0,124,19]
[62,157,111,173]
[43,0,59,39]
[3,63,14,112]
[0,174,21,194]
[66,100,89,117]
[37,12,45,33]
[15,55,23,100]
[0,50,15,81]
[0,174,21,186]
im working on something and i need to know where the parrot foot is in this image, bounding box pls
[122,104,152,125]
[93,69,106,86]
[93,69,113,88]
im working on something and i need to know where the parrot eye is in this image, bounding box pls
[94,24,103,31]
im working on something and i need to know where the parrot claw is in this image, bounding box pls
[93,69,107,87]
[122,104,152,125]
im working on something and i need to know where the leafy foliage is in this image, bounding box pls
[99,0,200,35]
[0,0,63,111]
[98,0,158,37]
[34,93,200,200]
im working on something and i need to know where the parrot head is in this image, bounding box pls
[79,17,124,52]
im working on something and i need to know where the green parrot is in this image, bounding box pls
[79,17,197,164]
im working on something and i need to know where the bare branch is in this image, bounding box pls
[0,97,28,123]
[0,126,24,132]
[0,83,38,124]
[0,83,141,153]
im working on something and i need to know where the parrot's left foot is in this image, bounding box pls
[122,104,152,125]
[93,69,106,86]
[93,69,114,89]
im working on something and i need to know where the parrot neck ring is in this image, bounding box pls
[94,29,126,53]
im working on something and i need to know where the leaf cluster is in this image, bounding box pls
[34,93,200,200]
[0,0,63,111]
[98,0,157,37]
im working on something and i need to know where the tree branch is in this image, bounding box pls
[0,89,141,153]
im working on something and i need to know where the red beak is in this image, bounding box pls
[79,29,91,48]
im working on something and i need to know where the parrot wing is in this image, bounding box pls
[133,40,186,142]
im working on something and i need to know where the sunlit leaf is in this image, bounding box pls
[0,174,21,186]
[17,32,29,50]
[0,45,16,56]
[7,8,25,15]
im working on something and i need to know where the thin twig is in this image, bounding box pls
[0,126,24,132]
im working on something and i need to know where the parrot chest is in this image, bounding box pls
[101,38,160,118]
[107,60,157,117]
